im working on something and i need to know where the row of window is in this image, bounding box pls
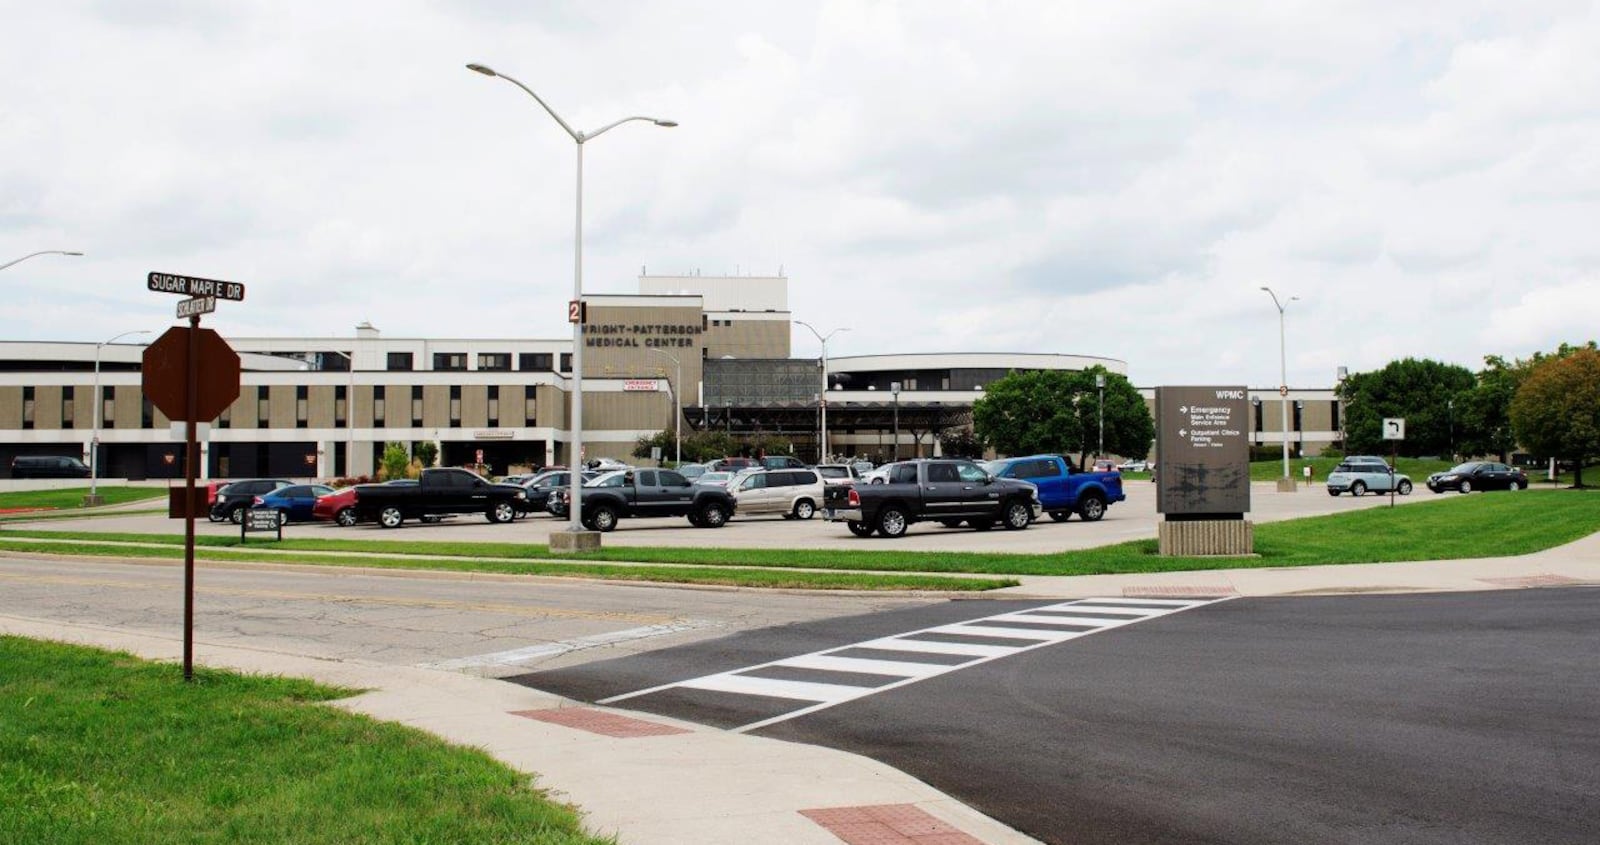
[385,352,572,373]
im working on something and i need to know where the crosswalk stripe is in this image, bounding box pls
[927,624,1069,640]
[1052,605,1162,616]
[858,637,1014,657]
[783,654,953,678]
[1079,597,1202,607]
[678,673,873,702]
[988,612,1128,628]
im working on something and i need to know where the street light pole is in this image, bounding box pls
[794,321,849,462]
[87,329,151,506]
[1095,373,1106,459]
[468,62,674,534]
[1260,286,1298,488]
[0,250,83,273]
[648,347,681,465]
[891,381,901,461]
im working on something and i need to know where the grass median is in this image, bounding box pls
[2,490,1596,582]
[0,486,168,511]
[0,636,612,845]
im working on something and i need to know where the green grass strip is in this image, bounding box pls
[0,486,168,510]
[0,636,612,845]
[0,539,1012,592]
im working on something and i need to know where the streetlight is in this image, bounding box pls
[1336,365,1348,452]
[1095,373,1106,460]
[0,250,83,273]
[87,329,152,506]
[891,381,902,461]
[1260,286,1298,489]
[648,347,681,465]
[794,320,849,462]
[468,62,675,534]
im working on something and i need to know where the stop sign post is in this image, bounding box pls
[143,274,245,682]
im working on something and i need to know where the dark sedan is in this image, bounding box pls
[1426,461,1529,493]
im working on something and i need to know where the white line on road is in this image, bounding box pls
[419,620,717,671]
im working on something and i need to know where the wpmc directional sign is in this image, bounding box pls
[141,327,241,423]
[148,272,246,301]
[1154,386,1252,518]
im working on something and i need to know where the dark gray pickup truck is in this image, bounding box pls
[353,468,529,528]
[822,458,1041,538]
[549,467,738,532]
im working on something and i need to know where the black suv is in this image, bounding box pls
[209,479,293,523]
[10,455,91,479]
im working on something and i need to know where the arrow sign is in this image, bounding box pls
[1382,418,1406,440]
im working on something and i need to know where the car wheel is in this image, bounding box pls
[1002,501,1031,530]
[1077,494,1107,522]
[229,507,245,525]
[1350,481,1366,497]
[876,506,908,538]
[488,501,516,524]
[969,518,993,531]
[792,499,815,520]
[1048,510,1071,522]
[847,520,874,537]
[1398,480,1413,495]
[335,508,357,527]
[379,507,404,529]
[938,519,964,528]
[697,502,728,528]
[1516,480,1528,490]
[1459,480,1473,494]
[590,505,619,532]
[1327,488,1341,497]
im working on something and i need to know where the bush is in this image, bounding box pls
[330,475,374,489]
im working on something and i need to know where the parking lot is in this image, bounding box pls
[32,481,1438,554]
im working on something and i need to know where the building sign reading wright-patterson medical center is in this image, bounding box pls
[1155,386,1251,518]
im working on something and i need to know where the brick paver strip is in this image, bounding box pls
[1478,574,1584,588]
[509,707,690,738]
[1124,585,1238,598]
[800,804,983,844]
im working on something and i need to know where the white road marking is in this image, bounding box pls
[599,597,1233,732]
[419,620,716,671]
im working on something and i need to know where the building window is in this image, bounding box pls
[479,353,511,371]
[61,386,74,429]
[487,385,499,428]
[519,352,554,371]
[142,397,155,429]
[559,353,572,373]
[258,394,270,426]
[373,386,386,427]
[434,352,467,371]
[335,385,347,427]
[412,385,423,427]
[449,385,461,427]
[524,385,537,426]
[22,386,34,430]
[386,352,413,371]
[296,385,309,429]
[102,386,115,426]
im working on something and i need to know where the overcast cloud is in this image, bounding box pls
[4,0,1599,388]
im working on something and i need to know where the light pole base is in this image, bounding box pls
[550,530,602,553]
[81,494,106,508]
[1275,477,1299,493]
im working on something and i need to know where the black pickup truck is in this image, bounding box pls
[549,468,737,531]
[353,468,530,528]
[822,459,1041,538]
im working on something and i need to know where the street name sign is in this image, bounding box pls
[148,272,246,302]
[176,296,216,318]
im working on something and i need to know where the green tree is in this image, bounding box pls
[939,428,984,459]
[1510,348,1600,488]
[1456,342,1597,461]
[631,430,676,462]
[973,367,1153,466]
[1339,358,1475,457]
[412,441,439,469]
[378,442,410,481]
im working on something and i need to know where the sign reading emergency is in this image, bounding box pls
[1155,386,1251,518]
[622,379,660,392]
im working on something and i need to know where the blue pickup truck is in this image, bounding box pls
[982,454,1125,522]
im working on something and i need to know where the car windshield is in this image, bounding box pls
[981,461,1007,475]
[587,471,627,487]
[698,472,731,484]
[1448,462,1483,474]
[816,466,848,478]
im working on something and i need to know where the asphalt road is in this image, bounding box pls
[518,589,1600,845]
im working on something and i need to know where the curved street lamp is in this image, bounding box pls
[467,62,674,534]
[1261,286,1299,488]
[88,329,152,505]
[794,320,850,462]
[0,250,83,273]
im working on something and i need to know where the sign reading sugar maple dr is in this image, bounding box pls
[147,272,246,301]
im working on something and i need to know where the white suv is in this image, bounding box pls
[729,468,826,520]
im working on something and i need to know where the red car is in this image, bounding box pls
[312,486,359,527]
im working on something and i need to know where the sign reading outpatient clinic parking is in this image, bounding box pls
[1154,386,1251,518]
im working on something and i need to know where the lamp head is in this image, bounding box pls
[654,119,678,128]
[466,63,497,77]
[64,251,84,256]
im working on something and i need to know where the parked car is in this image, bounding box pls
[315,479,417,526]
[983,455,1126,522]
[10,455,91,479]
[1091,459,1117,473]
[759,455,807,470]
[850,460,875,476]
[1426,461,1529,494]
[548,467,738,531]
[813,463,863,485]
[676,463,709,480]
[520,469,599,516]
[253,484,337,526]
[694,470,736,488]
[584,457,632,471]
[209,479,294,524]
[708,457,759,472]
[729,468,826,519]
[352,468,529,528]
[546,470,624,518]
[822,458,1040,538]
[1326,462,1412,496]
[1116,459,1150,473]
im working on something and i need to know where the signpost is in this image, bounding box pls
[1154,386,1252,555]
[143,272,245,682]
[1382,418,1406,509]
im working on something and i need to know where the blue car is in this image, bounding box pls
[254,484,336,526]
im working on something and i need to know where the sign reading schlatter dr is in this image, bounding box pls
[1155,386,1251,519]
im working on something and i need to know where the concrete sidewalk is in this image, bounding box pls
[4,534,1598,845]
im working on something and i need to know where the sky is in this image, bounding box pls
[4,0,1599,388]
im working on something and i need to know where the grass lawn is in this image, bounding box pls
[0,486,168,511]
[0,636,612,845]
[1247,456,1456,482]
[3,490,1597,581]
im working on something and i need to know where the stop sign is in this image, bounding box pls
[142,326,242,422]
